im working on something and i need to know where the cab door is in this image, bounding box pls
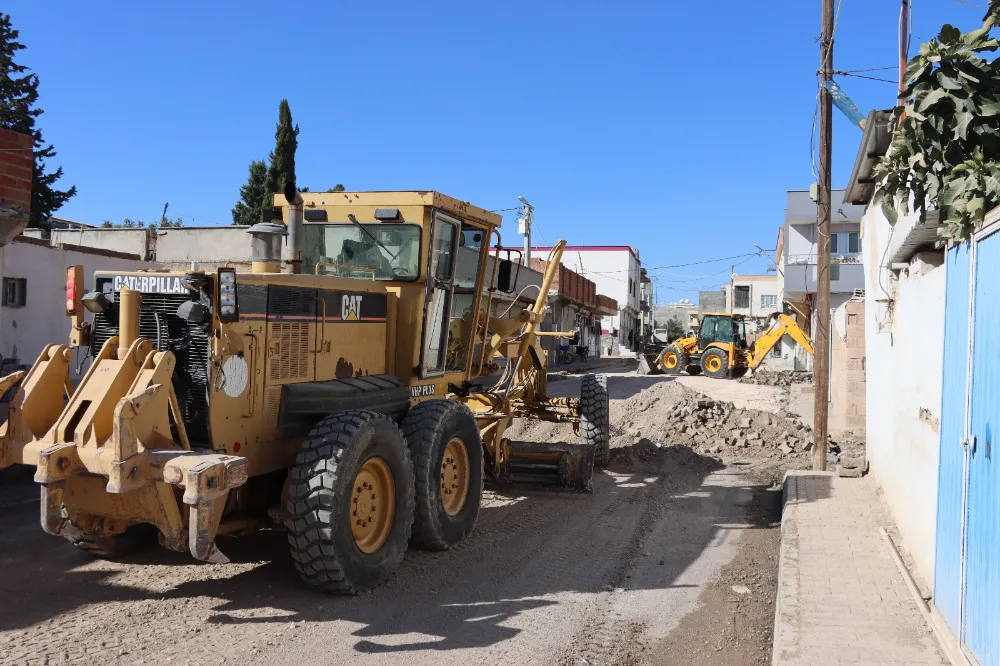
[420,211,460,378]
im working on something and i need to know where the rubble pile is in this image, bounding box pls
[610,390,844,465]
[737,369,813,386]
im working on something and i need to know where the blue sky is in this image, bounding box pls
[5,0,986,302]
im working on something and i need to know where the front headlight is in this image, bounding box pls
[218,268,238,322]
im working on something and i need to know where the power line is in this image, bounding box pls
[570,251,759,275]
[835,70,897,84]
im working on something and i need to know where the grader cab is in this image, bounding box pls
[0,191,609,593]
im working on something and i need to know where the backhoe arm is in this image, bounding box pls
[749,314,814,369]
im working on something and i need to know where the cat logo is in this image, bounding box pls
[342,294,363,321]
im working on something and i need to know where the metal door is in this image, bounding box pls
[934,240,972,635]
[962,230,1000,666]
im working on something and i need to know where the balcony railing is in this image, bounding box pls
[785,252,862,266]
[783,261,865,295]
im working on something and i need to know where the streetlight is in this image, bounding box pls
[517,196,534,265]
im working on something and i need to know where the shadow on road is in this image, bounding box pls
[0,440,794,659]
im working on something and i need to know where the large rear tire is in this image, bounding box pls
[402,400,483,551]
[287,410,415,594]
[582,374,611,468]
[657,345,687,375]
[701,348,730,379]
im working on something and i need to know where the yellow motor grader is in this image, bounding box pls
[0,191,609,593]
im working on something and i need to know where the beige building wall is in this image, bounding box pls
[831,299,866,436]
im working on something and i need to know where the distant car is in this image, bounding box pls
[653,328,669,344]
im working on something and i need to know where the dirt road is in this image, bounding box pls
[0,369,788,666]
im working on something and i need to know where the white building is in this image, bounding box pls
[782,189,867,317]
[725,274,781,326]
[1,235,156,381]
[532,245,641,355]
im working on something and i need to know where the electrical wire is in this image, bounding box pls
[570,252,758,275]
[836,71,898,84]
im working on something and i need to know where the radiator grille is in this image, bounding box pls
[90,290,212,445]
[268,323,310,381]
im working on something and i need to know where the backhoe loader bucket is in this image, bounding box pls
[0,288,248,563]
[637,352,663,376]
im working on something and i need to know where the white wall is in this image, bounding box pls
[1,240,157,380]
[155,227,250,265]
[863,205,944,588]
[51,228,149,260]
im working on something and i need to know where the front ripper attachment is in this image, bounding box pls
[1,338,248,563]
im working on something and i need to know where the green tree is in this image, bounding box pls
[0,14,75,227]
[331,183,345,192]
[666,317,685,342]
[875,0,1000,240]
[264,99,299,203]
[231,159,267,225]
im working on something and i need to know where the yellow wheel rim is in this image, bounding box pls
[706,356,722,372]
[440,437,470,516]
[351,457,395,554]
[664,352,678,369]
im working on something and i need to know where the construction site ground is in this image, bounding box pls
[0,362,838,666]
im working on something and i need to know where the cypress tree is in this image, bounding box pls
[0,14,75,227]
[231,159,267,225]
[264,99,299,203]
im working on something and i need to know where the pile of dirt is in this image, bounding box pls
[506,376,860,472]
[606,438,711,475]
[737,369,813,386]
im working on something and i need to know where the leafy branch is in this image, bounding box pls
[873,0,1000,241]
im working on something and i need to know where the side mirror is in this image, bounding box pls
[497,258,519,294]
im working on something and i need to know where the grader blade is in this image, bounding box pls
[506,440,595,491]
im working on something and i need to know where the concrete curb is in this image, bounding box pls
[772,470,835,666]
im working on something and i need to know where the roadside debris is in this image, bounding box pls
[738,370,813,387]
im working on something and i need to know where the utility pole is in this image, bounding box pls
[729,264,735,314]
[814,0,835,471]
[899,0,910,95]
[518,196,533,266]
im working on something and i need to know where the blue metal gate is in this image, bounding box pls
[963,231,1000,666]
[934,229,1000,666]
[934,240,971,634]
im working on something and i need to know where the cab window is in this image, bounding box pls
[447,223,489,372]
[302,223,421,280]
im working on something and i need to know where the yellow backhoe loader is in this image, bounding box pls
[655,312,813,379]
[0,191,609,594]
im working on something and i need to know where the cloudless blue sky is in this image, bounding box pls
[5,0,986,302]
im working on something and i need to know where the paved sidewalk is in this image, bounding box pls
[773,471,947,666]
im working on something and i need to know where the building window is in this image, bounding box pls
[761,294,778,309]
[734,285,750,309]
[1,277,26,308]
[830,264,841,281]
[831,232,859,255]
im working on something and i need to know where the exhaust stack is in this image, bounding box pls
[282,193,303,274]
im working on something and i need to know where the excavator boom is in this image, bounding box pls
[748,314,814,369]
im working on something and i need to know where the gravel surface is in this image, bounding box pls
[0,369,797,666]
